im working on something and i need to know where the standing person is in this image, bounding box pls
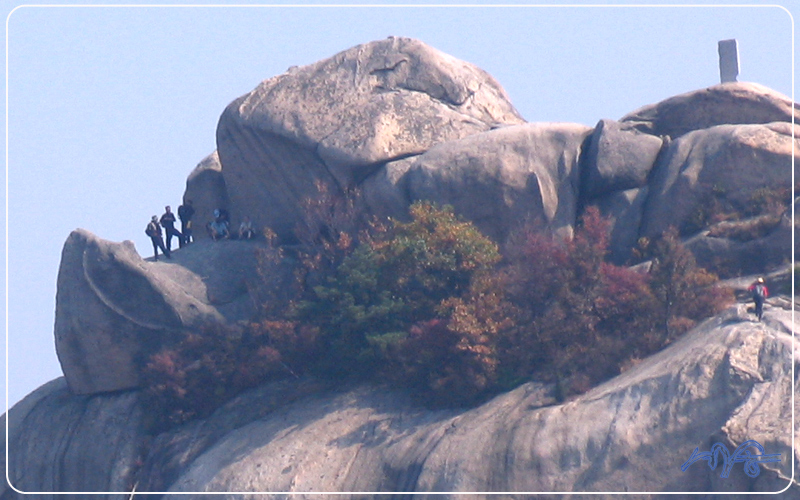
[160,206,182,252]
[146,215,170,260]
[747,277,769,321]
[178,200,195,245]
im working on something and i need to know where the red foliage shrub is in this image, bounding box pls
[141,320,318,432]
[502,206,730,398]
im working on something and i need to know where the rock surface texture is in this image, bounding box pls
[182,151,229,240]
[641,122,800,240]
[201,48,797,272]
[401,122,592,241]
[620,82,800,139]
[2,378,145,498]
[216,36,524,239]
[4,304,798,498]
[7,38,799,499]
[581,118,664,200]
[54,230,261,394]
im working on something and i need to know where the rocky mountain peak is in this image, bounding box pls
[4,37,798,498]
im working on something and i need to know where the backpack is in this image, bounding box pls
[752,284,766,300]
[145,222,158,237]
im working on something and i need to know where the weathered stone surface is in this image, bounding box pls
[22,37,800,499]
[8,305,798,497]
[215,36,524,240]
[135,378,328,494]
[154,305,796,497]
[183,151,229,241]
[54,230,229,394]
[2,377,146,499]
[684,211,794,277]
[163,238,264,321]
[640,122,800,240]
[401,122,592,242]
[620,82,800,139]
[594,187,649,264]
[581,119,663,200]
[360,156,416,222]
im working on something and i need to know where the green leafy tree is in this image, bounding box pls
[296,201,508,403]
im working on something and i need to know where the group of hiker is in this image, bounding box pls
[143,201,773,322]
[204,208,256,242]
[145,200,256,261]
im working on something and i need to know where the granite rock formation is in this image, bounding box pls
[5,303,798,498]
[182,151,228,240]
[5,37,799,499]
[216,36,524,240]
[361,122,593,241]
[641,122,799,240]
[580,118,664,200]
[620,82,800,139]
[54,230,261,394]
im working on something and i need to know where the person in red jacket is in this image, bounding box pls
[747,277,769,321]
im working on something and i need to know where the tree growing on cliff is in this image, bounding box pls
[140,320,317,433]
[296,201,510,404]
[647,227,733,341]
[142,203,733,428]
[503,207,661,390]
[502,208,731,397]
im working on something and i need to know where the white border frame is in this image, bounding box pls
[4,2,796,496]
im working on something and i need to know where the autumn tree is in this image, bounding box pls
[648,227,733,340]
[296,201,510,403]
[504,208,662,393]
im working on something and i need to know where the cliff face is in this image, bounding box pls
[4,304,798,498]
[4,37,798,498]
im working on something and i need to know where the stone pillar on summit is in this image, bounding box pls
[718,39,739,83]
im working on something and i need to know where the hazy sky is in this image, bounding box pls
[2,1,795,407]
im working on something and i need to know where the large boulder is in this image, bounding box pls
[581,118,664,200]
[53,230,251,395]
[215,36,524,240]
[2,378,146,498]
[182,151,229,240]
[640,121,800,240]
[620,82,800,139]
[389,122,592,242]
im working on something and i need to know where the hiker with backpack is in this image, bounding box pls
[146,215,170,261]
[748,277,768,321]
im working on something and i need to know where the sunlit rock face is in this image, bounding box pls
[10,37,799,499]
[620,82,800,139]
[53,229,261,395]
[399,122,592,242]
[641,122,800,240]
[215,36,524,240]
[6,305,798,497]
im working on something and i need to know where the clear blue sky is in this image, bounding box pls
[2,1,795,407]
